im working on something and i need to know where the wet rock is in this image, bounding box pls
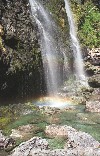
[88,74,100,88]
[71,96,86,105]
[86,100,100,112]
[82,46,89,59]
[85,61,100,76]
[84,48,100,83]
[88,48,100,66]
[40,106,60,116]
[87,88,100,102]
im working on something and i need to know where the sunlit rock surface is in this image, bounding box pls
[9,125,100,156]
[86,101,100,113]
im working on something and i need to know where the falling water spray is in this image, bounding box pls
[29,0,62,95]
[64,0,88,86]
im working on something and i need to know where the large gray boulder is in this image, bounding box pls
[9,137,49,156]
[9,125,100,156]
[45,125,100,148]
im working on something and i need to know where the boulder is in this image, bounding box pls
[45,125,100,148]
[65,128,100,148]
[45,125,68,138]
[85,61,100,76]
[9,126,100,156]
[10,124,42,139]
[40,106,60,116]
[88,74,100,88]
[0,130,15,149]
[30,148,100,156]
[88,48,100,65]
[86,100,100,112]
[9,137,49,156]
[9,145,100,156]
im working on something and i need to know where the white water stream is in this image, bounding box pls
[64,0,88,86]
[29,0,62,96]
[29,0,88,108]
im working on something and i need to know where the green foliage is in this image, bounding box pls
[71,1,100,48]
[0,105,17,129]
[0,117,11,128]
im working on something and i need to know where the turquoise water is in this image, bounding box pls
[33,97,100,141]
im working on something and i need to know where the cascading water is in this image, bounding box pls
[64,0,88,86]
[29,0,88,108]
[29,0,62,96]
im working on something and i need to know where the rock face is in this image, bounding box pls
[1,0,39,67]
[30,148,100,156]
[88,74,100,88]
[0,0,45,102]
[85,88,100,112]
[10,137,49,156]
[45,125,68,138]
[84,48,100,87]
[45,125,100,148]
[85,48,100,112]
[86,101,100,112]
[9,125,100,156]
[88,48,100,66]
[0,130,15,149]
[83,47,100,112]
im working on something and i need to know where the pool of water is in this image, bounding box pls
[33,96,100,141]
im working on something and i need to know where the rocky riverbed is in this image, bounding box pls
[0,124,100,156]
[0,98,100,155]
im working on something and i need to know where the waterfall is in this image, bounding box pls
[29,0,63,96]
[64,0,88,86]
